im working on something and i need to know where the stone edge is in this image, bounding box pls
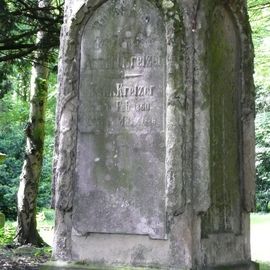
[39,261,166,270]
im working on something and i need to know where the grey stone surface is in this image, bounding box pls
[52,0,256,269]
[201,4,242,236]
[74,0,166,239]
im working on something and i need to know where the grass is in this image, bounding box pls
[0,209,55,247]
[0,220,16,246]
[259,263,270,270]
[37,208,55,246]
[251,213,270,225]
[251,213,270,269]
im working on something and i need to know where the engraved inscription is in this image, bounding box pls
[90,83,155,98]
[74,0,166,239]
[84,55,162,71]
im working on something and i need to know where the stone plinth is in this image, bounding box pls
[41,261,259,270]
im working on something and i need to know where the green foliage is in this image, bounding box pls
[37,72,57,210]
[0,71,57,219]
[0,222,16,246]
[37,208,55,226]
[256,85,270,112]
[259,263,270,270]
[0,93,27,219]
[256,112,270,212]
[0,209,54,248]
[248,0,270,86]
[37,151,53,210]
[0,0,63,63]
[36,208,55,246]
[248,1,270,212]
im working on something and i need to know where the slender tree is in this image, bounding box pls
[0,0,63,245]
[15,0,50,246]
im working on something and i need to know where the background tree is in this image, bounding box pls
[16,0,50,245]
[248,0,270,211]
[0,0,62,62]
[0,0,63,245]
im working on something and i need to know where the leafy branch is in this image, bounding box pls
[0,0,63,63]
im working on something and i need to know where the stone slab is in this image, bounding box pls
[73,0,167,240]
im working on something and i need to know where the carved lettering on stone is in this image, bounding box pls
[73,0,167,239]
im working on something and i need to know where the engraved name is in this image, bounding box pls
[85,55,162,71]
[92,83,155,98]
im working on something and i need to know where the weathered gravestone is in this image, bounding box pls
[52,0,258,269]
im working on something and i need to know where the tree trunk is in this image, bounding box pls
[16,0,49,247]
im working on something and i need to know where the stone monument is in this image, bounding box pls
[52,0,257,269]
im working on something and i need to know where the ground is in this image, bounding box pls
[0,244,51,270]
[0,210,54,270]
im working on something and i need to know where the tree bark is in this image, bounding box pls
[15,0,49,247]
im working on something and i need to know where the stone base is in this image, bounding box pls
[40,261,259,270]
[40,261,162,270]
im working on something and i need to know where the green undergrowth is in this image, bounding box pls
[37,208,55,227]
[0,208,55,247]
[259,262,270,270]
[0,220,16,246]
[37,208,55,247]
